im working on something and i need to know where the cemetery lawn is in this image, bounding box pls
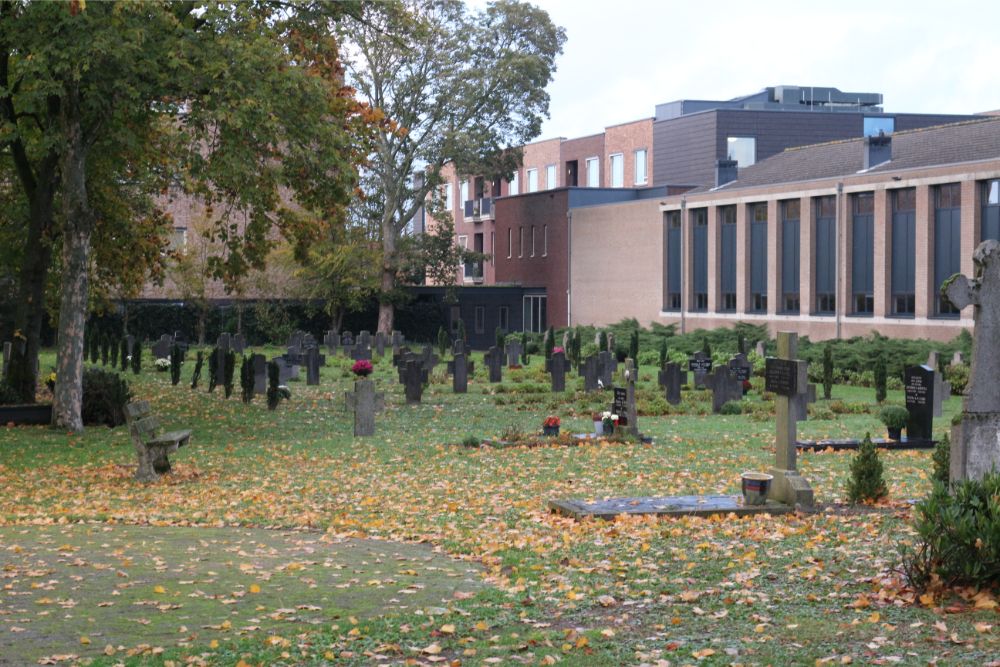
[1,349,997,666]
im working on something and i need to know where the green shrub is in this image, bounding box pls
[461,435,480,448]
[119,338,129,372]
[945,363,970,395]
[266,360,282,410]
[89,332,100,364]
[658,339,667,368]
[81,367,132,428]
[130,341,142,375]
[719,400,743,415]
[809,404,835,420]
[874,356,887,403]
[437,326,449,357]
[932,432,951,485]
[879,405,909,430]
[847,433,888,503]
[822,345,833,400]
[598,330,607,352]
[223,350,236,399]
[240,355,254,404]
[0,382,22,406]
[110,337,120,368]
[901,474,1000,590]
[190,350,204,390]
[457,318,467,346]
[207,348,219,392]
[100,335,111,366]
[495,327,505,351]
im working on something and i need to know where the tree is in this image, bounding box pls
[847,433,888,503]
[1,2,366,430]
[822,345,834,400]
[342,0,565,334]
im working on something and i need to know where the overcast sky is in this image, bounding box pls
[528,0,1000,140]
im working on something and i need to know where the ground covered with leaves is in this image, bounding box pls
[1,350,998,666]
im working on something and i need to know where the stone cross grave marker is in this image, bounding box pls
[951,350,964,366]
[252,354,267,395]
[579,355,599,392]
[232,333,246,355]
[1,341,10,380]
[942,240,1000,481]
[420,345,439,374]
[351,343,372,361]
[505,340,522,368]
[904,365,935,442]
[324,330,340,355]
[597,350,615,388]
[658,362,684,405]
[447,352,472,393]
[755,341,766,357]
[214,334,231,387]
[392,346,411,369]
[345,378,384,437]
[728,353,753,395]
[792,383,817,422]
[374,332,386,357]
[452,338,466,356]
[688,351,712,389]
[357,331,372,352]
[764,331,814,507]
[340,330,354,352]
[547,350,569,392]
[484,346,503,383]
[305,347,321,385]
[152,334,172,360]
[926,350,940,371]
[401,357,427,404]
[707,366,743,413]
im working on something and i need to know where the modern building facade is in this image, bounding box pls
[570,117,1000,342]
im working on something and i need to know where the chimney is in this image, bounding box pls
[863,132,891,170]
[715,159,738,187]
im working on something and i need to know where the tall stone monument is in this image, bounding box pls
[764,332,814,507]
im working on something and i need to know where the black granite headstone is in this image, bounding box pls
[765,358,798,396]
[905,364,935,441]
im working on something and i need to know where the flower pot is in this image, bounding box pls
[593,421,603,435]
[543,425,560,436]
[886,427,902,441]
[741,472,773,506]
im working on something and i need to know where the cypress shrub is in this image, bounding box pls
[457,318,467,345]
[932,432,951,485]
[659,338,668,369]
[822,345,834,400]
[100,334,110,366]
[874,356,887,403]
[437,326,449,357]
[598,330,608,353]
[571,328,581,364]
[119,338,129,372]
[223,350,236,398]
[544,326,554,360]
[267,360,281,410]
[110,336,119,368]
[190,350,204,390]
[207,348,219,392]
[495,327,505,352]
[847,433,888,503]
[169,344,182,386]
[130,341,142,375]
[89,332,100,364]
[240,355,254,404]
[81,367,132,428]
[629,330,639,366]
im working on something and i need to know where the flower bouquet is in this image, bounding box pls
[542,415,560,436]
[601,411,618,435]
[351,359,373,378]
[155,357,170,372]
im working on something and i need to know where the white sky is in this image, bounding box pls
[527,0,1000,140]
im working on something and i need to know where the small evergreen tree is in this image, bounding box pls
[598,330,608,353]
[629,330,639,366]
[208,347,219,392]
[822,345,834,400]
[874,356,887,403]
[702,337,711,358]
[521,331,529,365]
[437,326,449,357]
[932,432,951,485]
[223,350,236,398]
[190,350,204,390]
[457,318,467,346]
[737,333,746,355]
[659,338,668,369]
[495,327,506,351]
[130,341,142,375]
[240,355,254,404]
[100,334,110,366]
[544,326,555,359]
[169,343,182,386]
[847,433,888,503]
[120,338,129,372]
[266,360,281,410]
[571,327,581,364]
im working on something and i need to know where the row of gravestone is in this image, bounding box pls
[322,330,405,360]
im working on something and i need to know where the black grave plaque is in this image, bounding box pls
[688,355,713,374]
[612,387,628,426]
[904,365,934,441]
[764,358,798,396]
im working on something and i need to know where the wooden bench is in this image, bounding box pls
[124,401,192,482]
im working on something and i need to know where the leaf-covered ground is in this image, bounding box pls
[1,349,998,666]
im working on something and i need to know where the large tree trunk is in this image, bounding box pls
[52,85,92,433]
[376,215,397,336]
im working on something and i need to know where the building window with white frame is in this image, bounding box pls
[634,148,647,185]
[474,306,485,334]
[543,225,547,256]
[518,226,524,257]
[585,157,599,187]
[545,164,556,189]
[527,168,538,192]
[530,226,536,257]
[460,179,469,205]
[443,183,453,212]
[509,171,519,196]
[507,228,512,258]
[609,153,624,187]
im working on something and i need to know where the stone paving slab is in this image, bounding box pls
[548,495,792,520]
[797,437,937,452]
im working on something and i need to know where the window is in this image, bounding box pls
[507,228,512,259]
[585,157,599,187]
[609,153,624,187]
[444,183,453,212]
[719,206,737,313]
[691,208,708,312]
[851,193,874,315]
[634,149,647,185]
[749,203,768,313]
[530,226,536,257]
[814,196,837,314]
[983,180,1000,242]
[864,117,895,136]
[527,168,538,193]
[169,227,188,250]
[450,305,461,333]
[474,306,485,334]
[781,200,800,314]
[934,183,962,316]
[522,295,547,333]
[460,179,469,205]
[518,226,524,257]
[490,232,494,262]
[545,164,557,190]
[509,171,519,196]
[498,306,509,332]
[727,136,756,168]
[459,235,472,281]
[666,211,682,311]
[543,225,548,257]
[891,189,916,316]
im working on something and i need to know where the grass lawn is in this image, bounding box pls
[0,347,996,666]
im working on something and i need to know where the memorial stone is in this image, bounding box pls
[401,358,427,404]
[951,350,964,366]
[374,332,386,357]
[252,354,267,395]
[688,351,713,389]
[579,355,599,392]
[728,353,753,393]
[351,343,372,361]
[707,366,744,413]
[214,334,231,387]
[755,341,766,357]
[152,334,172,360]
[505,340,523,368]
[485,346,503,383]
[447,352,472,393]
[597,350,615,388]
[548,350,569,392]
[232,333,246,355]
[932,370,951,418]
[452,338,466,356]
[926,350,940,370]
[324,331,340,355]
[904,365,935,442]
[420,345,439,374]
[341,331,354,349]
[792,383,817,422]
[766,332,814,507]
[305,347,321,385]
[659,362,683,405]
[345,378,384,437]
[357,331,372,350]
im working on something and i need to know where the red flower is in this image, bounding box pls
[351,360,373,377]
[543,415,560,428]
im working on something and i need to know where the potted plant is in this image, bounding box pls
[154,357,170,372]
[601,411,618,435]
[879,405,909,440]
[592,411,603,435]
[741,471,773,506]
[351,359,373,378]
[542,415,560,436]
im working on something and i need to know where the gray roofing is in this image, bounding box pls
[703,117,1000,193]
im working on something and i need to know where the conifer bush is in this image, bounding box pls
[822,345,834,400]
[932,432,951,485]
[847,433,888,503]
[119,338,129,372]
[169,344,182,386]
[130,340,142,375]
[190,350,204,390]
[207,348,219,392]
[240,355,254,404]
[437,326,449,357]
[223,350,236,398]
[874,356,887,403]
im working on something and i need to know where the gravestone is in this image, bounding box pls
[562,330,571,352]
[392,346,411,368]
[447,353,472,393]
[622,359,639,436]
[658,362,683,405]
[232,333,246,355]
[579,355,599,392]
[285,345,303,365]
[932,371,951,418]
[792,383,817,423]
[596,350,615,388]
[287,331,304,350]
[374,332,386,357]
[420,345,439,374]
[272,356,298,383]
[452,339,466,356]
[755,341,766,357]
[606,332,615,354]
[252,354,267,395]
[904,365,934,442]
[547,350,569,392]
[401,358,427,404]
[214,334,231,387]
[926,350,940,370]
[612,387,628,426]
[125,335,136,359]
[341,331,354,350]
[324,330,340,355]
[765,332,814,507]
[706,366,743,413]
[505,340,523,368]
[351,343,372,361]
[305,347,321,385]
[152,334,173,360]
[345,378,384,437]
[728,353,753,394]
[484,346,503,383]
[1,341,10,380]
[688,351,713,389]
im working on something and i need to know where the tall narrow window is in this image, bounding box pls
[507,228,512,259]
[691,208,708,312]
[781,199,800,314]
[498,306,509,332]
[609,153,624,187]
[444,183,453,212]
[460,179,469,206]
[545,164,557,190]
[814,196,837,314]
[450,306,461,333]
[527,168,538,193]
[585,158,599,187]
[509,171,519,196]
[474,306,485,334]
[891,189,916,315]
[543,225,548,257]
[522,295,546,333]
[490,232,494,262]
[666,211,682,311]
[982,180,1000,241]
[935,183,962,316]
[530,226,536,257]
[719,206,737,312]
[749,203,768,313]
[518,226,524,258]
[851,193,874,314]
[634,149,647,185]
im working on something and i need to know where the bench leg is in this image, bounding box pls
[152,449,172,474]
[134,443,158,483]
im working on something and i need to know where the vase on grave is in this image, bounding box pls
[741,472,773,506]
[543,425,560,436]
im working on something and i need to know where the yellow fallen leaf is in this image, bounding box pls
[867,612,880,623]
[693,648,716,659]
[249,584,261,594]
[440,624,456,634]
[974,622,993,633]
[600,628,615,638]
[474,621,489,632]
[153,585,165,594]
[423,643,442,655]
[919,592,936,606]
[79,637,90,645]
[209,640,219,649]
[103,645,115,656]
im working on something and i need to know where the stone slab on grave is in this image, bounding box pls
[688,351,712,389]
[391,330,404,351]
[351,343,372,362]
[452,339,466,356]
[420,345,440,374]
[324,331,340,355]
[484,346,503,383]
[932,370,951,418]
[272,356,298,383]
[728,353,753,391]
[658,362,684,405]
[340,331,354,350]
[357,331,372,350]
[393,347,412,368]
[797,437,937,452]
[549,495,792,521]
[596,350,615,388]
[504,340,522,368]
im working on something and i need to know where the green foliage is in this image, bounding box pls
[190,351,204,390]
[457,318,467,345]
[598,331,608,352]
[169,344,182,387]
[89,333,100,365]
[240,355,254,405]
[944,363,970,395]
[521,332,529,363]
[822,345,834,400]
[629,330,639,366]
[110,337,119,369]
[879,405,909,430]
[847,433,888,503]
[701,337,711,358]
[437,327,449,358]
[874,356,887,403]
[902,474,1000,589]
[932,433,951,485]
[119,338,129,372]
[266,361,281,410]
[461,435,480,448]
[81,367,131,428]
[0,382,22,406]
[719,400,743,415]
[571,328,581,365]
[100,335,110,367]
[659,338,667,369]
[737,333,746,355]
[223,350,236,399]
[130,341,142,376]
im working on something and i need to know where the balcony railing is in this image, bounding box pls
[463,197,493,222]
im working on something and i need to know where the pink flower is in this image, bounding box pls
[553,347,565,355]
[351,360,373,377]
